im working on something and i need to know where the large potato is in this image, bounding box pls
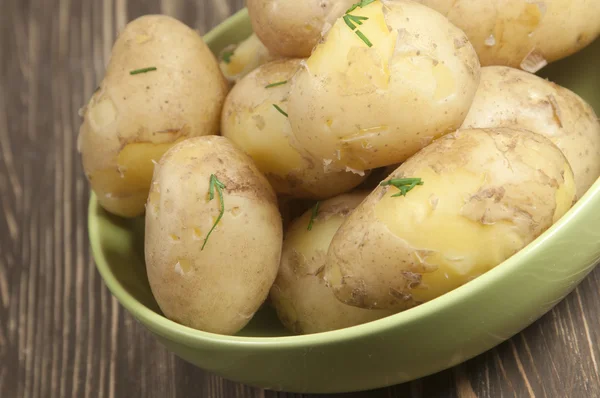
[222,58,368,199]
[288,0,481,172]
[325,128,576,310]
[462,66,600,199]
[271,193,393,334]
[145,136,282,335]
[247,0,356,58]
[79,15,228,218]
[219,33,281,83]
[413,0,600,70]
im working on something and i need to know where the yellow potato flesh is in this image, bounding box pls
[91,139,183,217]
[373,163,575,302]
[225,102,305,177]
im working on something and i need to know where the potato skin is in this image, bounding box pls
[222,58,368,199]
[288,0,481,172]
[462,66,600,199]
[325,128,576,310]
[413,0,600,69]
[271,193,394,334]
[145,136,282,335]
[247,0,356,57]
[79,15,228,218]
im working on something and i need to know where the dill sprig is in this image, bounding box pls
[380,178,424,197]
[201,174,226,251]
[307,202,321,231]
[265,80,288,89]
[130,67,157,75]
[272,104,289,117]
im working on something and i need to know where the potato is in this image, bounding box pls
[271,193,394,334]
[325,128,576,310]
[145,136,282,335]
[288,0,481,173]
[219,33,281,83]
[278,197,315,232]
[222,58,368,198]
[247,0,356,57]
[462,66,600,199]
[413,0,600,71]
[78,15,228,218]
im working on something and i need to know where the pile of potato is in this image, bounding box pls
[78,0,600,335]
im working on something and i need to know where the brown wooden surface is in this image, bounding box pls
[1,0,600,397]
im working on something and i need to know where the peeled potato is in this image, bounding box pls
[462,66,600,199]
[79,15,228,217]
[271,192,394,334]
[326,128,576,310]
[247,0,356,57]
[413,0,600,71]
[145,136,282,335]
[219,33,282,83]
[222,58,368,199]
[288,0,481,172]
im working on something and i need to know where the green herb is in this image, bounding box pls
[265,80,288,89]
[129,67,157,75]
[380,178,424,197]
[355,30,373,47]
[201,174,226,251]
[221,50,234,64]
[346,0,376,13]
[344,1,374,47]
[343,14,368,30]
[272,104,288,117]
[307,201,321,231]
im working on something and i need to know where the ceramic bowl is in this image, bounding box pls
[89,9,600,394]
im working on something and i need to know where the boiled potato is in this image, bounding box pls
[219,33,281,83]
[413,0,600,71]
[145,136,282,335]
[222,58,368,198]
[278,197,316,232]
[325,128,576,310]
[462,66,600,199]
[271,192,394,334]
[247,0,356,57]
[288,0,481,172]
[78,15,228,218]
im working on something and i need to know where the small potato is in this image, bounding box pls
[222,58,368,199]
[288,0,481,172]
[271,193,394,334]
[413,0,600,71]
[462,66,600,199]
[219,34,282,83]
[79,15,228,218]
[247,0,356,57]
[145,136,282,335]
[325,128,576,310]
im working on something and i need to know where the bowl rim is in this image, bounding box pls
[89,7,600,349]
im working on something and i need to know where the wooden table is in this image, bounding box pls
[1,0,599,397]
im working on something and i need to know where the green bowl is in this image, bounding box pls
[89,8,600,394]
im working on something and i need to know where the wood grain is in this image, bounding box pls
[1,0,599,397]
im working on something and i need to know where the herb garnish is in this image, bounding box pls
[201,174,226,251]
[272,104,288,117]
[344,0,375,47]
[380,178,424,197]
[346,0,376,13]
[265,80,288,89]
[130,67,157,75]
[221,50,234,64]
[307,201,321,231]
